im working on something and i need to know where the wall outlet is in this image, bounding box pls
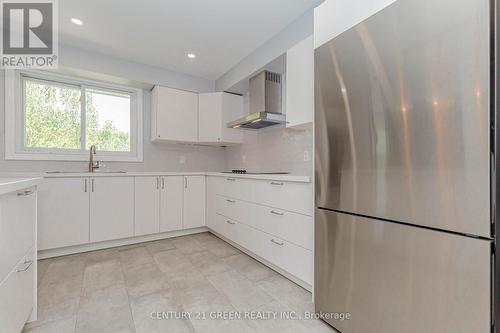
[303,150,310,162]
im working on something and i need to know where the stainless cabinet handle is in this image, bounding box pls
[270,239,284,246]
[161,177,165,189]
[184,177,188,188]
[226,220,236,225]
[270,181,284,186]
[17,190,34,196]
[270,210,284,216]
[226,199,236,203]
[226,178,236,182]
[17,260,33,272]
[91,179,95,192]
[84,179,88,192]
[156,176,159,189]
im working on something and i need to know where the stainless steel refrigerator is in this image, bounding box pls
[314,0,498,332]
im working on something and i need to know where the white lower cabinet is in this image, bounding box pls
[237,222,312,284]
[39,175,207,253]
[183,176,206,229]
[208,176,313,286]
[135,177,160,236]
[38,178,90,250]
[160,176,183,232]
[0,184,38,332]
[90,177,134,242]
[0,188,37,280]
[0,250,35,333]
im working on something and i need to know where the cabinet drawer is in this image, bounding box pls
[212,214,240,242]
[250,205,313,250]
[0,250,35,333]
[211,176,254,202]
[215,195,249,222]
[0,188,36,282]
[253,180,312,215]
[237,223,313,284]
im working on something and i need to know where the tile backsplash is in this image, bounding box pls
[224,123,313,175]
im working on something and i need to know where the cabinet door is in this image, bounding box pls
[183,176,206,229]
[154,86,199,142]
[0,188,36,282]
[286,35,313,128]
[198,92,222,143]
[160,176,183,232]
[220,93,243,143]
[38,178,90,250]
[90,177,134,242]
[134,177,160,236]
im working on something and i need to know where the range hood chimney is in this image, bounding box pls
[227,70,285,130]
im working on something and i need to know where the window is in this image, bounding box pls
[5,70,143,161]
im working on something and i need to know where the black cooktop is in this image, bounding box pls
[221,170,289,175]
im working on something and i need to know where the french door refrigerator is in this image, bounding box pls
[314,0,499,332]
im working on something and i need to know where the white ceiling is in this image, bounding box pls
[59,0,320,80]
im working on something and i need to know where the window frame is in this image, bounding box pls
[5,70,143,162]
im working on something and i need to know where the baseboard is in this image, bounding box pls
[208,228,312,292]
[38,227,209,259]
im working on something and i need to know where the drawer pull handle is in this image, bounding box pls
[270,239,284,246]
[226,220,236,225]
[270,182,284,186]
[270,210,284,216]
[226,178,236,181]
[226,199,236,203]
[17,260,33,272]
[17,190,34,196]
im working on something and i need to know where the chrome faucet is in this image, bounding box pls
[88,145,100,172]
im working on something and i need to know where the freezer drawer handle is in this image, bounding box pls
[270,182,284,186]
[17,190,34,196]
[226,220,236,225]
[270,210,284,216]
[16,260,33,272]
[270,239,284,246]
[226,199,236,203]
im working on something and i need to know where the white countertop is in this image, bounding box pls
[205,172,311,183]
[0,177,43,196]
[0,171,311,183]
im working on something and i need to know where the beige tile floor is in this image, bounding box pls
[23,232,336,333]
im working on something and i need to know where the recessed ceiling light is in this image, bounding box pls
[71,18,83,25]
[187,53,196,59]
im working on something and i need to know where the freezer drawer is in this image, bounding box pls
[315,209,491,333]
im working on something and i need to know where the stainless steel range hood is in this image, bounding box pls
[227,70,285,129]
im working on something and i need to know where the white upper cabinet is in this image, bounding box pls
[198,92,243,145]
[286,35,314,129]
[183,176,206,229]
[151,86,199,142]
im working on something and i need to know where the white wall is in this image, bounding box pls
[314,0,397,48]
[60,45,214,92]
[0,47,226,173]
[215,9,314,92]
